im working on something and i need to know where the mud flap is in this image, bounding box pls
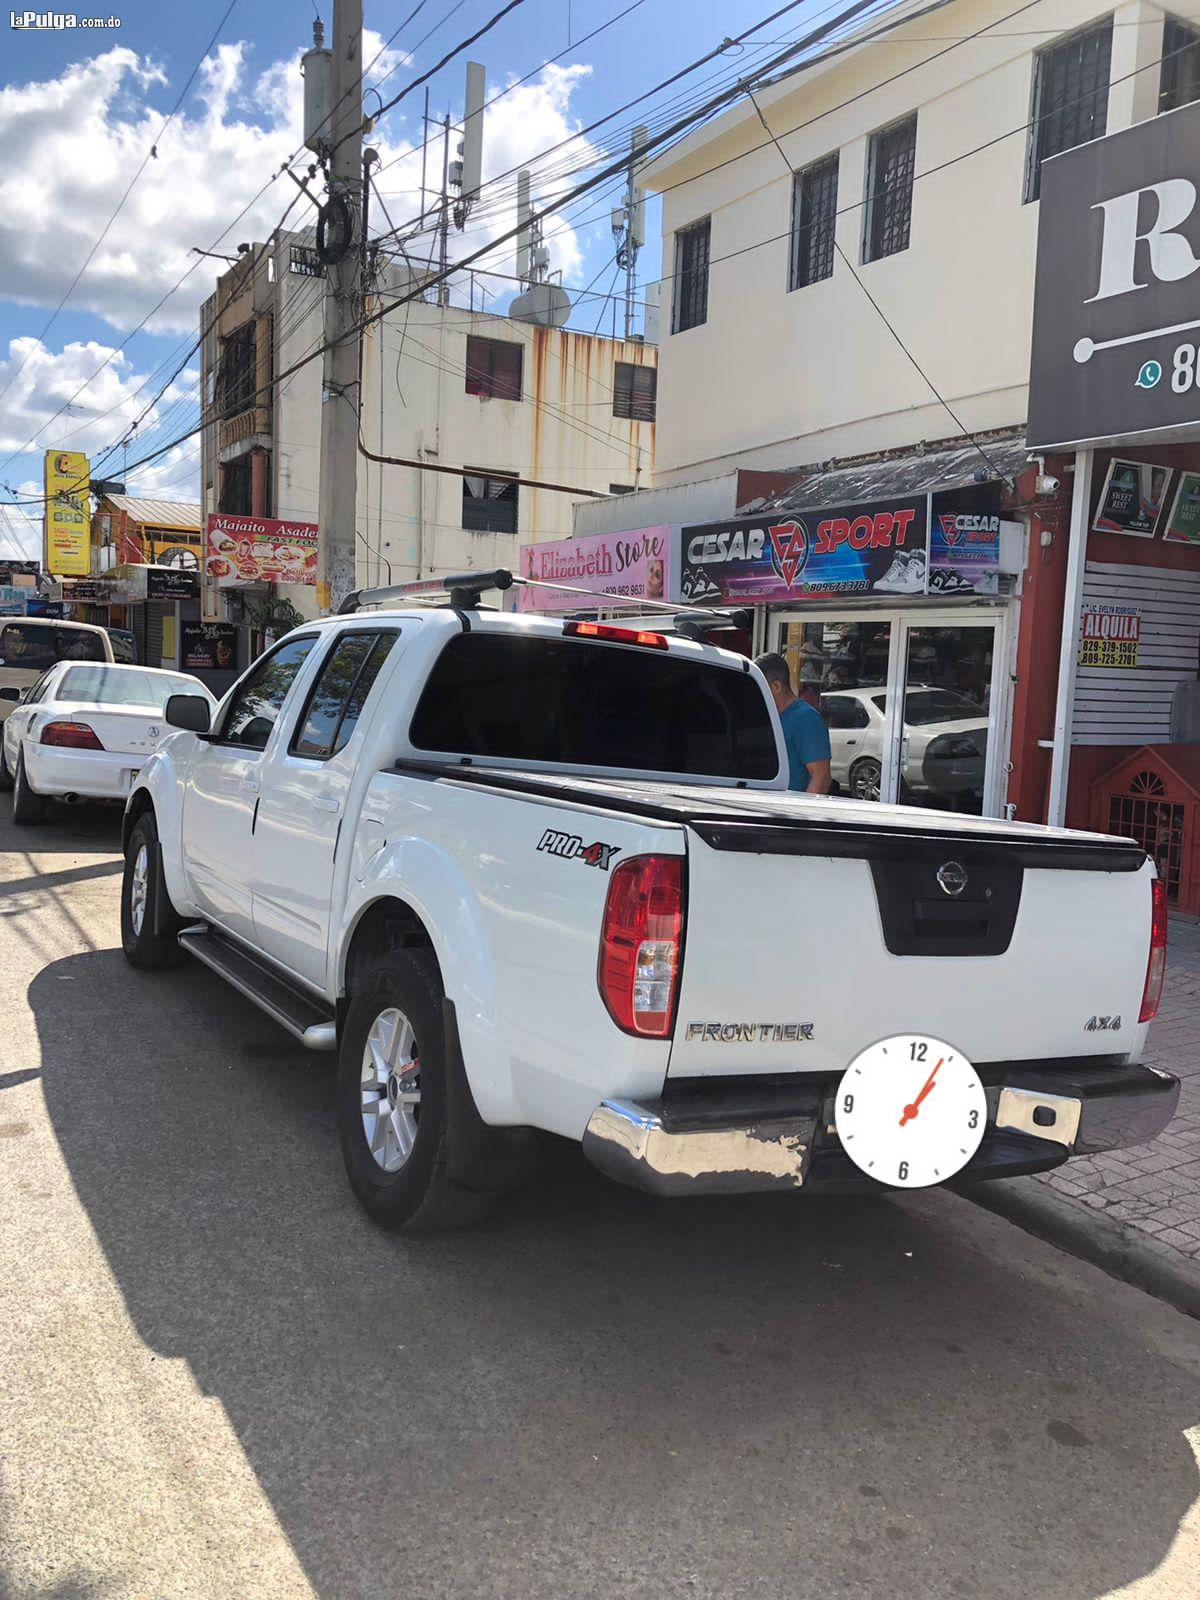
[442,997,538,1193]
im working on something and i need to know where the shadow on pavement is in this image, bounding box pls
[0,802,123,859]
[30,949,1200,1600]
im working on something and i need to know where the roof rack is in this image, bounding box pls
[337,568,751,640]
[338,569,515,614]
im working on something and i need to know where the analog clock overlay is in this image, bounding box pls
[835,1034,987,1188]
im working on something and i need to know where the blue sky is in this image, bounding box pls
[0,0,841,557]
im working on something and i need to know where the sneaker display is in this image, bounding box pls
[874,551,925,594]
[928,567,976,596]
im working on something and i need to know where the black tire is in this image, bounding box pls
[120,811,185,969]
[338,951,499,1233]
[12,750,46,825]
[849,756,882,804]
[0,737,13,793]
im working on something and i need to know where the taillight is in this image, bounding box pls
[598,854,684,1037]
[1139,878,1168,1023]
[564,620,668,650]
[40,721,104,750]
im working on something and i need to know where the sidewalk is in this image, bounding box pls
[1034,916,1200,1261]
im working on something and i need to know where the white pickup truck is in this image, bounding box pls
[120,572,1179,1232]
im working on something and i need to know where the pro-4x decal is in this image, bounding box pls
[537,829,619,871]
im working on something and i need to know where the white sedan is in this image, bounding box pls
[818,684,989,805]
[0,662,217,826]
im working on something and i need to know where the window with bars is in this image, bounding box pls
[790,152,839,289]
[464,336,523,400]
[863,114,917,263]
[612,361,657,421]
[219,454,252,515]
[462,471,518,535]
[1025,18,1113,202]
[217,322,256,416]
[672,217,711,333]
[1160,15,1200,112]
[1108,781,1184,902]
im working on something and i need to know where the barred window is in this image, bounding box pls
[863,115,917,263]
[462,471,518,534]
[217,323,256,416]
[1026,18,1113,202]
[465,336,523,400]
[672,217,711,333]
[1160,16,1200,113]
[790,153,839,289]
[613,361,657,421]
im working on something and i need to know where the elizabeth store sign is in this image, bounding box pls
[518,527,675,611]
[679,487,1017,605]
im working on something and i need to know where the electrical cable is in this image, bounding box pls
[17,3,1187,512]
[0,0,242,414]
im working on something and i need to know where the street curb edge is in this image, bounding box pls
[959,1175,1200,1322]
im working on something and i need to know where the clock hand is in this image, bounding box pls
[899,1057,944,1127]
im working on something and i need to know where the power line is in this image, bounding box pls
[0,0,242,416]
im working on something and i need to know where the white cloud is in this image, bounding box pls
[0,31,427,337]
[0,335,193,458]
[370,63,601,289]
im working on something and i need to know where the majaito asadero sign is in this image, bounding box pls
[1028,97,1200,449]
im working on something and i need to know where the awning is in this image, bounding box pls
[746,434,1031,514]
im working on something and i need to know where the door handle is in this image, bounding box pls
[242,777,261,796]
[312,796,341,814]
[846,738,857,746]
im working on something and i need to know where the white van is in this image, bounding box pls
[0,618,114,724]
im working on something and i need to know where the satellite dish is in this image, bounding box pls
[509,282,571,328]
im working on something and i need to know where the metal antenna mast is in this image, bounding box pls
[611,125,647,340]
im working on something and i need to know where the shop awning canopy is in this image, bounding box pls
[747,433,1031,515]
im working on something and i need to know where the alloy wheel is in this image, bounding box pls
[360,1006,421,1173]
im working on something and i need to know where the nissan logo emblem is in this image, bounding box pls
[936,860,969,897]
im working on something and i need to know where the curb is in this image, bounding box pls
[961,1175,1200,1321]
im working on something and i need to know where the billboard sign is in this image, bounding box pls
[679,498,929,604]
[1028,98,1200,448]
[180,622,238,672]
[146,566,200,601]
[206,513,319,586]
[518,527,675,611]
[44,450,91,576]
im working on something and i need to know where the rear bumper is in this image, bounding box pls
[581,1059,1181,1198]
[26,744,141,800]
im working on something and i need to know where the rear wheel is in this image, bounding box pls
[12,751,46,825]
[849,756,882,804]
[337,951,499,1233]
[121,812,184,969]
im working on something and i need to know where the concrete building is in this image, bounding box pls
[199,232,658,607]
[567,0,1200,826]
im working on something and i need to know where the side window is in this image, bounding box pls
[290,632,397,760]
[27,673,54,705]
[821,695,868,730]
[219,636,318,751]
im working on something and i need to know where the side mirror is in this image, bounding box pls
[0,685,21,702]
[165,693,212,734]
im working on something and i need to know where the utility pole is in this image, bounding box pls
[316,0,363,614]
[611,126,647,340]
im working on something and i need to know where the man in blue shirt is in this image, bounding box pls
[754,653,832,794]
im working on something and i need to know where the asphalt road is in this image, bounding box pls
[1,802,1198,1600]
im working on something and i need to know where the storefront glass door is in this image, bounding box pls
[775,613,1005,813]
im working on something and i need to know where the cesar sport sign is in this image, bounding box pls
[1028,97,1200,448]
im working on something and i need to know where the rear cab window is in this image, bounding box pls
[409,631,778,780]
[0,623,107,671]
[291,631,398,760]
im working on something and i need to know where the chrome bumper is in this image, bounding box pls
[582,1061,1180,1198]
[582,1100,812,1197]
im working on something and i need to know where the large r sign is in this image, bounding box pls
[1087,179,1200,301]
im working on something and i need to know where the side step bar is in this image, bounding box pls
[178,925,337,1052]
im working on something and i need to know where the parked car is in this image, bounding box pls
[119,578,1177,1232]
[0,617,113,726]
[820,685,989,803]
[106,627,138,663]
[1,662,215,824]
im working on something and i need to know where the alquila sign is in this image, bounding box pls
[1028,98,1200,449]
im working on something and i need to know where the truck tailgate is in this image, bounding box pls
[669,820,1153,1077]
